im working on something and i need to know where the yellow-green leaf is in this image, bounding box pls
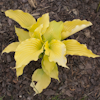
[15,38,43,68]
[44,40,69,68]
[61,19,92,40]
[30,69,51,95]
[16,65,25,78]
[42,55,55,74]
[29,13,49,35]
[63,39,99,58]
[2,42,19,54]
[50,64,59,81]
[5,10,36,30]
[30,24,43,42]
[42,55,59,80]
[43,21,63,42]
[15,27,30,42]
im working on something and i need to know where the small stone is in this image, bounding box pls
[7,55,11,63]
[84,29,90,38]
[72,9,79,16]
[19,95,22,98]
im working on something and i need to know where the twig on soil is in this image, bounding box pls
[34,6,50,11]
[96,1,100,12]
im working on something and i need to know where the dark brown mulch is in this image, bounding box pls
[0,0,100,100]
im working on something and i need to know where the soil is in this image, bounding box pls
[0,0,100,100]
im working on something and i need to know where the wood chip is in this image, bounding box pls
[43,89,55,95]
[28,0,37,8]
[31,13,40,16]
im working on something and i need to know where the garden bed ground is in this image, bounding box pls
[0,0,100,100]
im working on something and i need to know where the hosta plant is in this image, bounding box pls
[2,10,99,95]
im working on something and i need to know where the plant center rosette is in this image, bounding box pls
[2,10,99,95]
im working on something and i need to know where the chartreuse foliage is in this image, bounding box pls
[2,10,99,95]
